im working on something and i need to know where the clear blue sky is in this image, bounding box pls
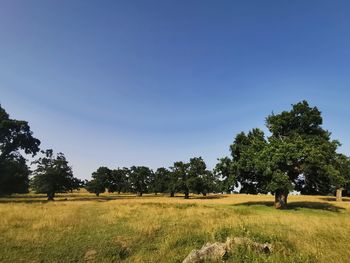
[1,1,350,179]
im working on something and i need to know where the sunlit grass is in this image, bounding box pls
[1,192,350,262]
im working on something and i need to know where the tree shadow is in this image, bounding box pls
[0,193,226,204]
[190,195,227,200]
[319,197,350,202]
[0,195,154,204]
[169,194,227,200]
[233,201,345,212]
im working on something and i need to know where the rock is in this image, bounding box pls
[182,237,272,263]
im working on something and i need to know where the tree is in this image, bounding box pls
[187,157,215,196]
[172,161,190,199]
[214,157,237,193]
[129,166,152,196]
[151,167,170,195]
[220,101,347,209]
[265,101,341,208]
[168,168,180,197]
[92,166,111,187]
[85,166,111,196]
[0,105,41,195]
[85,178,105,196]
[216,129,267,195]
[108,167,129,194]
[332,154,350,201]
[31,150,79,200]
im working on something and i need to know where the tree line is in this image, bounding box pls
[1,101,350,208]
[85,157,218,198]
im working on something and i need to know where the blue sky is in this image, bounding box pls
[1,0,350,179]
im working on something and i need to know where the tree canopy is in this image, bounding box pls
[0,105,41,195]
[220,101,348,208]
[31,150,80,200]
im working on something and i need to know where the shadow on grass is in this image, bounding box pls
[0,195,158,204]
[0,193,226,204]
[319,197,350,202]
[233,201,345,212]
[191,195,227,200]
[171,194,227,200]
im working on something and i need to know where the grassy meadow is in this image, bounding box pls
[1,192,350,263]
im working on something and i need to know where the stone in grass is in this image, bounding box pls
[84,249,97,262]
[182,237,272,263]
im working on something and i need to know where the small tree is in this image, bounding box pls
[31,150,79,200]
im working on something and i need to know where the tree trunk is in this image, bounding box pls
[274,190,288,209]
[47,192,55,201]
[184,191,189,199]
[137,192,143,197]
[336,188,343,202]
[202,192,207,196]
[170,191,175,197]
[96,193,100,197]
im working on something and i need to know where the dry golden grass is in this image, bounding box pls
[1,192,350,262]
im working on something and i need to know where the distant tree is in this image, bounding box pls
[129,166,152,196]
[171,161,190,198]
[0,105,41,195]
[214,157,237,193]
[92,166,111,187]
[187,157,214,196]
[31,150,79,200]
[85,178,105,196]
[201,170,220,195]
[168,168,180,197]
[108,167,129,194]
[151,167,170,195]
[85,166,111,196]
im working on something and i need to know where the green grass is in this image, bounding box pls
[1,192,350,262]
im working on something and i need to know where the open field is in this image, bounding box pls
[1,193,350,263]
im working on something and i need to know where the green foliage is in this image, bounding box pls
[31,149,79,200]
[108,167,129,193]
[150,167,171,194]
[85,178,106,196]
[188,157,216,196]
[128,166,152,196]
[0,105,41,195]
[218,101,349,206]
[0,156,30,195]
[170,157,217,198]
[171,161,191,198]
[214,157,237,193]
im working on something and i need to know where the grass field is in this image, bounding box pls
[1,192,350,263]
